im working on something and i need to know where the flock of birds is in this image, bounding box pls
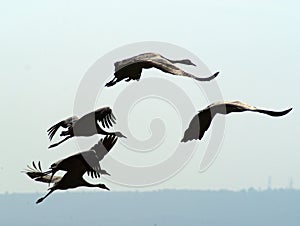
[24,52,292,204]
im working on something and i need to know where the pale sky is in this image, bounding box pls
[0,0,299,193]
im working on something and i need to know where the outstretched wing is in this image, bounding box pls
[51,151,103,179]
[114,52,217,81]
[90,135,118,160]
[102,135,118,151]
[114,53,158,72]
[78,151,109,178]
[23,161,46,179]
[85,135,118,178]
[149,57,219,81]
[23,161,61,184]
[181,109,214,142]
[182,101,292,142]
[94,107,116,129]
[47,116,79,141]
[226,101,293,116]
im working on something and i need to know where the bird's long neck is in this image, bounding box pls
[168,59,195,66]
[96,126,125,138]
[68,178,96,189]
[84,181,99,188]
[84,181,108,190]
[169,59,186,64]
[96,126,114,136]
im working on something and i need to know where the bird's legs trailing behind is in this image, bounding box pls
[36,183,109,204]
[48,125,125,149]
[105,76,127,87]
[48,135,72,149]
[105,73,141,87]
[36,188,55,204]
[48,126,74,149]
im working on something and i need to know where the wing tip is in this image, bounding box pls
[282,107,293,115]
[181,137,189,142]
[181,136,198,142]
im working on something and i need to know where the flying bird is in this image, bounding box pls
[24,135,117,204]
[47,107,125,148]
[48,135,118,181]
[105,52,219,87]
[24,161,109,204]
[181,101,292,142]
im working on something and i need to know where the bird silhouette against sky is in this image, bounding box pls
[48,135,117,180]
[23,48,293,204]
[24,135,117,204]
[105,52,219,87]
[25,161,110,204]
[181,101,292,142]
[47,107,125,148]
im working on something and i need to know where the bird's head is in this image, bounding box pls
[98,184,110,190]
[115,131,127,138]
[180,59,196,66]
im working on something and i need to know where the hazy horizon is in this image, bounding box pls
[1,190,300,226]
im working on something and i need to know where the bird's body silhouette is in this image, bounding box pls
[47,107,125,148]
[25,162,110,204]
[182,101,292,142]
[49,135,117,180]
[24,135,117,204]
[105,52,219,87]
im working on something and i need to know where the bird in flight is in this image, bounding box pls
[181,101,292,142]
[24,135,117,204]
[105,52,219,87]
[48,135,117,181]
[47,107,126,148]
[25,161,110,204]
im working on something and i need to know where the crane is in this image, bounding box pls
[24,135,117,203]
[181,101,292,142]
[24,161,110,204]
[47,107,125,148]
[105,52,219,87]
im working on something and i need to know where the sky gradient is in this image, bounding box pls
[0,0,299,193]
